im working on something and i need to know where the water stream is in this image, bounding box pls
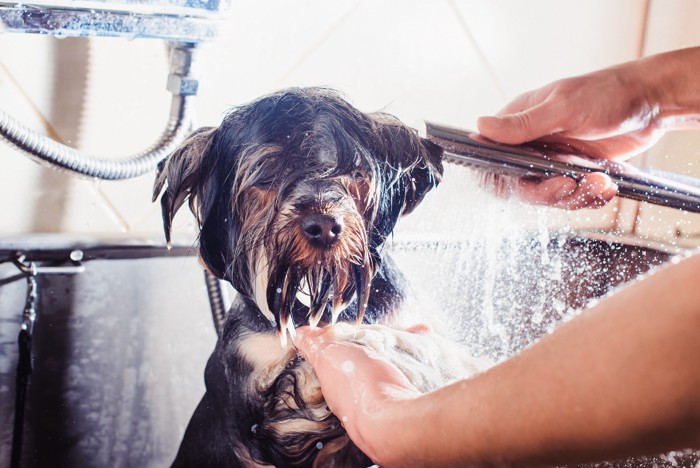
[391,165,660,361]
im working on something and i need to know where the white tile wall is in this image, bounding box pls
[1,0,700,250]
[451,0,647,98]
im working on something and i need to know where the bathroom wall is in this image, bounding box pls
[1,0,700,248]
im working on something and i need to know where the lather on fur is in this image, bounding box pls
[153,88,483,467]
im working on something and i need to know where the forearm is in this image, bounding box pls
[374,254,700,467]
[633,47,700,127]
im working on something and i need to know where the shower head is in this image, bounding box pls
[0,0,229,42]
[426,122,700,214]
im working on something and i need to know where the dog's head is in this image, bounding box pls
[154,88,443,335]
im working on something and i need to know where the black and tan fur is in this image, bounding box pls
[154,88,450,467]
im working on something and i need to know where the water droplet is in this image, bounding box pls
[70,250,84,261]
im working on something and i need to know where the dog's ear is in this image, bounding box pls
[401,136,444,215]
[152,126,216,246]
[371,115,444,215]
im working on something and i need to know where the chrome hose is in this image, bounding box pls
[0,42,198,180]
[204,270,229,335]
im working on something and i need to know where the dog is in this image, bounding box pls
[153,87,483,467]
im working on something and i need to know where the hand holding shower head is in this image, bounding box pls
[426,122,700,214]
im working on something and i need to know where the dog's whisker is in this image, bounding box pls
[308,310,323,329]
[330,295,344,324]
[357,262,374,326]
[277,311,297,348]
[308,268,333,328]
[270,265,303,343]
[268,265,289,332]
[305,270,321,317]
[352,264,366,326]
[277,317,292,348]
[281,267,304,345]
[318,268,333,302]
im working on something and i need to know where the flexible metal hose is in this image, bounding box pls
[204,270,229,335]
[0,42,198,180]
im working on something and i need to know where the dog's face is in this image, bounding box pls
[154,88,443,337]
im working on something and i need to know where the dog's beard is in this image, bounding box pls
[251,207,374,345]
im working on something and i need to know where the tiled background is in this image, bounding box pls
[2,0,700,247]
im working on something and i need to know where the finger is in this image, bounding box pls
[295,327,418,398]
[477,100,566,145]
[299,337,418,418]
[516,176,579,206]
[404,323,432,334]
[294,326,336,366]
[517,173,617,210]
[553,172,617,210]
[539,133,660,161]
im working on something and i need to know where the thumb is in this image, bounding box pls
[477,112,541,145]
[478,102,564,145]
[293,326,321,366]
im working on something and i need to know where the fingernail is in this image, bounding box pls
[595,182,618,203]
[554,179,577,201]
[586,179,604,199]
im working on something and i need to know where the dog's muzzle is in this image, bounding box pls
[264,187,374,341]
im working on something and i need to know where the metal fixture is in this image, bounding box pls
[0,0,225,42]
[0,0,230,179]
[9,252,85,468]
[204,269,229,335]
[427,122,700,214]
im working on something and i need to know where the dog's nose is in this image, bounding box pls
[301,214,344,247]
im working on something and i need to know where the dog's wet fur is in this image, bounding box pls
[154,88,482,467]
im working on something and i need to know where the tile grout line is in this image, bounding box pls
[274,1,362,88]
[94,181,133,232]
[447,0,508,102]
[0,59,65,142]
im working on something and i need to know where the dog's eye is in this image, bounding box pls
[255,178,275,189]
[253,173,281,189]
[353,170,366,181]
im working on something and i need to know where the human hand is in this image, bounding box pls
[486,171,617,210]
[294,324,423,463]
[477,63,665,159]
[476,62,668,209]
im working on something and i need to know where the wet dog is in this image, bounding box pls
[153,88,478,467]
